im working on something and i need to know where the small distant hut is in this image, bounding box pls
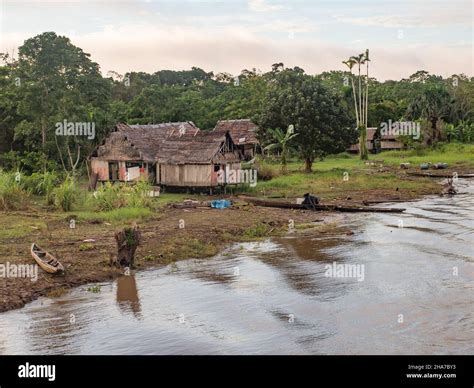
[347,127,404,154]
[213,119,259,160]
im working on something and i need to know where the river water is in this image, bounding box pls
[0,180,473,355]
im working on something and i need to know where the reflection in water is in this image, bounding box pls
[116,275,141,318]
[0,180,473,355]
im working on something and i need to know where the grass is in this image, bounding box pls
[157,193,197,206]
[371,143,474,167]
[74,207,153,223]
[79,243,95,251]
[0,216,46,239]
[245,143,474,199]
[158,237,218,262]
[242,224,271,239]
[0,171,30,210]
[53,177,78,211]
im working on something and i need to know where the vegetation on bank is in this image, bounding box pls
[0,143,472,218]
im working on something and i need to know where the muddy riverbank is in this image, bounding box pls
[0,204,347,313]
[0,173,466,314]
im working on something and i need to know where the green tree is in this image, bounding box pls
[259,70,355,172]
[407,83,451,145]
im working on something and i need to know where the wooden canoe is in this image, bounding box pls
[238,196,405,213]
[31,243,64,274]
[406,172,474,178]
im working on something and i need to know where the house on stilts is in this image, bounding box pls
[90,120,255,191]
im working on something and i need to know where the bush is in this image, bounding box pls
[53,177,78,211]
[93,180,153,211]
[94,182,125,211]
[257,161,280,181]
[127,180,153,208]
[21,171,60,205]
[0,171,29,210]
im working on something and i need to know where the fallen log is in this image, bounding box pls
[406,172,474,178]
[239,196,405,213]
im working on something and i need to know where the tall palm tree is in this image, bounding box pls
[344,51,370,160]
[342,58,359,125]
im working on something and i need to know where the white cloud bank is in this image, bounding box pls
[1,22,471,80]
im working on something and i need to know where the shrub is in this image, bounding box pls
[53,177,78,211]
[127,180,152,208]
[257,161,280,181]
[94,182,125,211]
[93,180,153,211]
[0,171,29,210]
[22,171,59,205]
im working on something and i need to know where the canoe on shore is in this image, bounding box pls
[30,243,64,274]
[238,196,405,213]
[406,172,474,178]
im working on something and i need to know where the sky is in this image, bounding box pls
[0,0,472,81]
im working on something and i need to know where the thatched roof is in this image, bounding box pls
[97,121,240,164]
[157,131,240,165]
[213,119,259,145]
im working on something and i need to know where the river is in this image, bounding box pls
[0,180,472,355]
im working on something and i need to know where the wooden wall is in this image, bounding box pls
[91,158,109,181]
[92,158,150,182]
[158,164,212,187]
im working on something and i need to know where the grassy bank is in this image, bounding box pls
[248,143,473,200]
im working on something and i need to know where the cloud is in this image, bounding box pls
[248,0,284,13]
[1,21,471,81]
[335,9,472,28]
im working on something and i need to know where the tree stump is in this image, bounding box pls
[112,226,141,268]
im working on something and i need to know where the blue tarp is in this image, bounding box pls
[210,199,232,209]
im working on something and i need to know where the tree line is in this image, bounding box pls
[1,32,472,174]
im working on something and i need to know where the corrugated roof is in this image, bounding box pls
[213,119,259,145]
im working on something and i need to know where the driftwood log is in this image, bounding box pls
[112,226,141,268]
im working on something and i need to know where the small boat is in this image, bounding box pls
[239,196,405,213]
[30,243,64,273]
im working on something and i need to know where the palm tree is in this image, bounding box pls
[343,50,370,160]
[342,58,359,125]
[264,125,299,173]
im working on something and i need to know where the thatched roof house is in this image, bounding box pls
[91,122,242,189]
[213,119,259,159]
